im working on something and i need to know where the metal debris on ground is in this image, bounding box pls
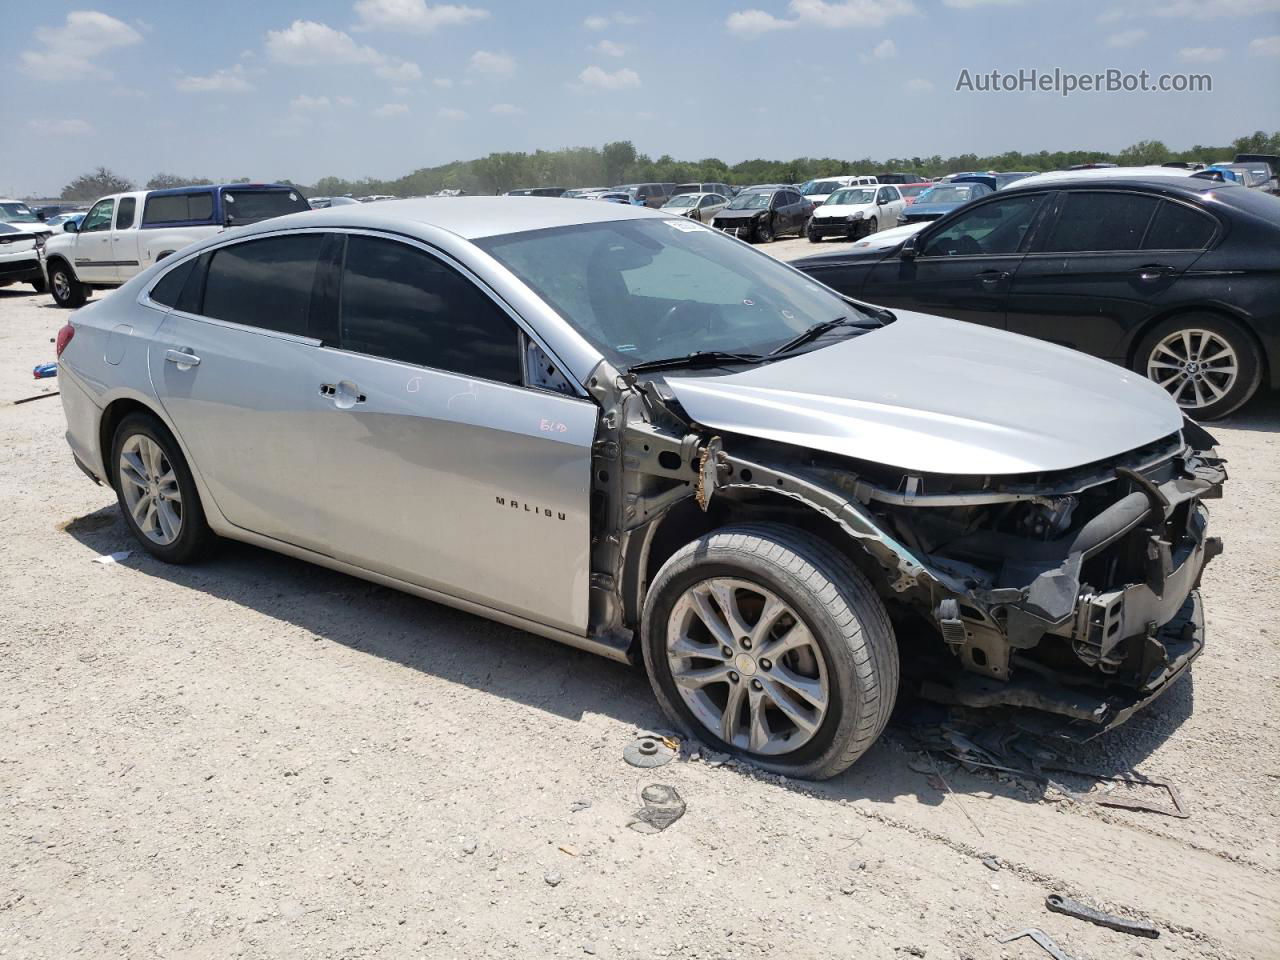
[981,855,1002,871]
[12,391,60,405]
[995,927,1075,960]
[1045,893,1159,938]
[627,784,686,834]
[91,551,132,565]
[623,735,677,768]
[569,800,591,812]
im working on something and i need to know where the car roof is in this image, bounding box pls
[1002,173,1239,196]
[225,196,670,242]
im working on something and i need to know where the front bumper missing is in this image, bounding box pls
[923,589,1205,740]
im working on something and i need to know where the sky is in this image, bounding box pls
[2,0,1278,196]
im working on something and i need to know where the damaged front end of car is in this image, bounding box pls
[584,366,1226,740]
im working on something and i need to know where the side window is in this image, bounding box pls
[115,197,136,230]
[339,235,522,385]
[143,191,215,226]
[1042,192,1159,253]
[1143,201,1217,250]
[920,194,1046,257]
[82,199,115,233]
[148,257,196,308]
[201,234,324,335]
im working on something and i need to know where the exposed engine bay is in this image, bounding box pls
[583,368,1226,739]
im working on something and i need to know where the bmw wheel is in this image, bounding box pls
[642,524,898,780]
[111,412,215,563]
[1136,313,1261,420]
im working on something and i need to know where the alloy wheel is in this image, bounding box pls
[118,434,183,545]
[665,577,829,754]
[1146,328,1238,411]
[52,271,70,302]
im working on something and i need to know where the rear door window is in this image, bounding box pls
[200,234,324,336]
[115,197,136,230]
[1042,192,1160,252]
[1143,201,1217,250]
[143,191,215,225]
[338,235,522,385]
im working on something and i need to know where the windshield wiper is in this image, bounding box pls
[627,350,768,374]
[769,316,871,356]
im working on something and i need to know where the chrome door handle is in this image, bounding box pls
[320,382,366,408]
[1137,264,1174,281]
[164,349,200,368]
[977,270,1010,285]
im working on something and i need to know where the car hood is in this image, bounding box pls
[714,208,767,220]
[903,202,961,218]
[0,222,52,237]
[663,310,1182,475]
[814,202,875,219]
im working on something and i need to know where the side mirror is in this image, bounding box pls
[900,235,918,259]
[63,221,79,234]
[223,212,234,228]
[37,210,47,221]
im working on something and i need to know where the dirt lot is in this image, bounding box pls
[2,273,1277,960]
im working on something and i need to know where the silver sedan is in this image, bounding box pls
[54,198,1222,779]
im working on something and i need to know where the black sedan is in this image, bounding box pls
[710,187,814,243]
[795,175,1280,419]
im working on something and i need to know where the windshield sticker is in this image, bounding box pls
[664,219,703,232]
[616,343,637,353]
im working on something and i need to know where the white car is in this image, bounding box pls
[0,199,54,292]
[42,183,309,307]
[806,185,905,242]
[659,192,730,222]
[846,221,926,251]
[799,175,878,207]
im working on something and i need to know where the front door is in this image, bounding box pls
[74,199,117,283]
[309,232,597,634]
[861,191,1050,328]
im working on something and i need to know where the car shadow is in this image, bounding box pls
[61,503,1199,804]
[1212,389,1280,435]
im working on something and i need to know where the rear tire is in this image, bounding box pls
[642,523,898,780]
[1134,313,1262,420]
[110,412,214,564]
[48,261,86,308]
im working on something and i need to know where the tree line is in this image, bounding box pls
[58,130,1280,200]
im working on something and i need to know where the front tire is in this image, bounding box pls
[30,276,47,294]
[866,216,878,236]
[110,412,214,563]
[754,217,774,243]
[807,224,820,243]
[1135,313,1262,420]
[48,261,86,308]
[642,524,898,780]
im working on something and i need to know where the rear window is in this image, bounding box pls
[143,191,215,226]
[1143,201,1217,250]
[222,188,309,225]
[148,257,197,308]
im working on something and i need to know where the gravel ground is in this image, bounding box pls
[2,274,1278,960]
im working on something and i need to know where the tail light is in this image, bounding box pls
[55,322,75,358]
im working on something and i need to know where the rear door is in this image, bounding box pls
[860,191,1049,327]
[74,198,116,283]
[307,232,597,633]
[1004,191,1211,360]
[108,195,139,282]
[148,231,334,551]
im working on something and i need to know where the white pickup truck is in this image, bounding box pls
[41,183,308,307]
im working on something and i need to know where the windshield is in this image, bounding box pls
[899,184,930,197]
[663,195,698,208]
[916,185,976,204]
[826,188,876,206]
[0,202,40,224]
[223,188,309,224]
[726,191,772,210]
[476,219,868,366]
[802,180,844,196]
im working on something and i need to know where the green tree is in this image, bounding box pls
[61,167,134,200]
[145,173,214,190]
[602,140,637,185]
[1118,139,1170,165]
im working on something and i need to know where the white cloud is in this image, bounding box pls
[374,102,410,117]
[1096,0,1279,20]
[21,11,142,76]
[336,95,356,105]
[904,77,933,92]
[943,0,1024,6]
[291,94,332,111]
[728,0,914,36]
[577,64,641,90]
[433,76,454,87]
[176,63,254,93]
[490,102,525,114]
[437,106,468,119]
[468,50,516,76]
[1251,35,1280,56]
[266,20,383,64]
[594,39,626,56]
[583,12,641,30]
[27,118,93,136]
[869,38,896,59]
[375,59,423,81]
[1105,28,1147,47]
[1179,46,1224,62]
[352,0,489,33]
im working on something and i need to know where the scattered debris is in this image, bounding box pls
[32,362,57,379]
[1041,764,1190,819]
[995,927,1074,960]
[627,784,686,834]
[569,799,592,813]
[623,735,676,769]
[923,750,984,839]
[558,845,578,857]
[92,551,132,565]
[981,855,1002,871]
[460,838,477,855]
[543,870,562,887]
[11,391,60,405]
[1045,893,1159,938]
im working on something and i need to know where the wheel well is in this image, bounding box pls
[98,398,156,486]
[630,489,889,629]
[45,254,72,275]
[1125,306,1269,384]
